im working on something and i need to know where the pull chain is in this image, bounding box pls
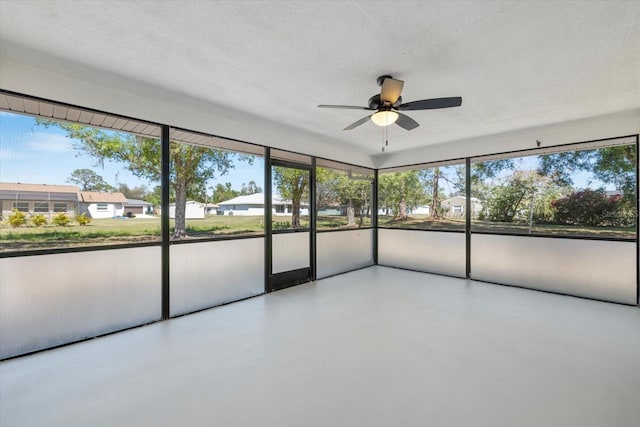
[382,123,389,153]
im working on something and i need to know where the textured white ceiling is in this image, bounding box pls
[1,0,639,161]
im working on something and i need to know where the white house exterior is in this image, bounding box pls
[205,203,218,215]
[124,199,153,215]
[411,205,431,215]
[217,193,265,216]
[217,193,309,216]
[169,201,206,219]
[79,191,127,218]
[441,196,483,218]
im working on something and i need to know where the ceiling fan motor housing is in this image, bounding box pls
[368,94,403,110]
[368,94,381,110]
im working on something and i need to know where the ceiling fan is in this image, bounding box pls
[318,75,462,131]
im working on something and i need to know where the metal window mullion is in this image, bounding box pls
[161,125,170,319]
[636,136,639,307]
[310,157,317,281]
[373,169,379,265]
[265,147,273,293]
[465,157,471,279]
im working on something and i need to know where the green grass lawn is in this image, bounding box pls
[1,213,633,252]
[0,214,372,251]
[378,215,635,238]
[379,215,466,231]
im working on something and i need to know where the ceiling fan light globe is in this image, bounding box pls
[371,110,399,127]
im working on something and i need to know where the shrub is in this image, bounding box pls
[551,190,630,227]
[52,212,71,227]
[8,209,27,227]
[273,221,291,230]
[31,214,48,227]
[76,213,92,226]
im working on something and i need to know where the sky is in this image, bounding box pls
[1,111,612,196]
[0,112,264,194]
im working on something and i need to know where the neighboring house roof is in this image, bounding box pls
[0,182,80,193]
[218,193,265,206]
[218,193,290,206]
[125,198,152,206]
[80,191,127,203]
[0,182,80,201]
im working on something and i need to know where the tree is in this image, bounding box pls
[419,167,458,219]
[471,159,515,183]
[484,171,534,222]
[212,182,238,203]
[239,180,262,195]
[117,183,148,200]
[67,168,116,191]
[315,167,338,216]
[146,185,163,209]
[538,146,636,193]
[470,159,516,215]
[484,170,561,224]
[334,172,371,226]
[273,167,308,228]
[538,145,637,218]
[378,171,425,220]
[38,120,234,238]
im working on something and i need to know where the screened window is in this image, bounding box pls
[378,161,466,231]
[0,108,161,252]
[53,202,68,212]
[316,159,373,230]
[168,128,265,240]
[271,165,310,231]
[471,138,637,239]
[12,202,29,212]
[33,202,49,213]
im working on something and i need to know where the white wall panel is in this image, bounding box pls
[0,246,161,359]
[272,232,309,273]
[378,229,466,277]
[471,234,637,304]
[317,229,374,279]
[170,238,264,317]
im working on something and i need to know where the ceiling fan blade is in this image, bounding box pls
[398,97,462,110]
[395,112,420,131]
[380,78,404,104]
[318,104,373,110]
[344,114,373,130]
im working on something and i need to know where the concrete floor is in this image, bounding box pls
[1,266,639,427]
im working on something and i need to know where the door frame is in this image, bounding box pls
[265,152,316,292]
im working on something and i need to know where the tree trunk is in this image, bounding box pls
[399,199,408,219]
[347,199,355,226]
[507,192,527,222]
[173,180,188,239]
[291,199,301,228]
[431,171,440,219]
[528,192,535,233]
